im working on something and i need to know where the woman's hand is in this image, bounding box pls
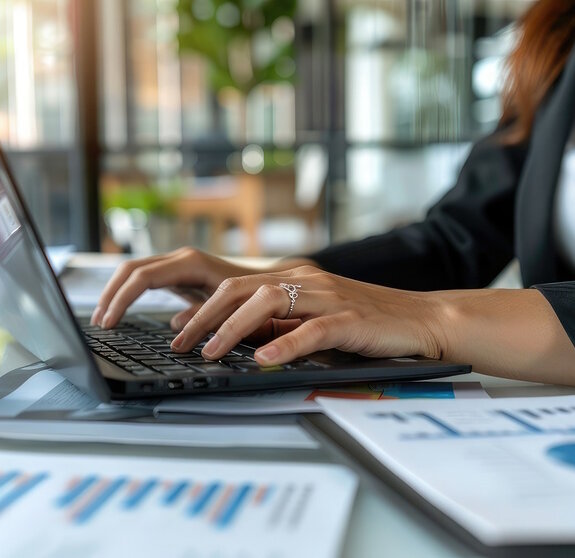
[91,248,260,329]
[170,265,444,366]
[90,247,317,331]
[170,265,575,385]
[91,249,575,385]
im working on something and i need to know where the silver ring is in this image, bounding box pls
[279,283,301,319]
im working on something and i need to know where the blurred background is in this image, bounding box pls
[0,0,531,258]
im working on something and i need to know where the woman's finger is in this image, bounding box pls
[94,248,261,329]
[91,254,167,325]
[172,272,330,353]
[170,305,203,331]
[97,252,210,328]
[171,281,288,353]
[254,315,350,365]
[198,284,307,358]
[244,318,302,345]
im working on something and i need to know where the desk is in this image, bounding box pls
[2,254,575,557]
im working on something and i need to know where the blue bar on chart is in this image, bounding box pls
[214,484,253,529]
[513,404,575,433]
[162,480,190,506]
[369,406,575,441]
[366,411,455,439]
[366,412,408,423]
[0,471,20,490]
[187,482,222,517]
[53,472,280,530]
[0,471,48,514]
[68,477,128,525]
[122,479,159,510]
[56,475,99,508]
[495,410,542,433]
[401,411,529,440]
[412,412,461,437]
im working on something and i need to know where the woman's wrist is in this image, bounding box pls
[269,257,322,272]
[430,288,575,383]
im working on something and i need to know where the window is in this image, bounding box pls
[0,0,86,247]
[0,0,534,255]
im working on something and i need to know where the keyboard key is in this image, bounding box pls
[122,349,158,358]
[128,367,157,377]
[157,365,196,376]
[140,358,177,367]
[230,361,285,373]
[219,355,254,364]
[190,362,234,374]
[174,356,208,365]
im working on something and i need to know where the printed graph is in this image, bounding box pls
[0,468,312,531]
[0,471,48,513]
[368,402,575,441]
[0,453,357,558]
[546,443,575,469]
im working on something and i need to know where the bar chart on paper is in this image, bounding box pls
[55,474,280,528]
[318,395,575,546]
[365,399,575,440]
[0,451,357,558]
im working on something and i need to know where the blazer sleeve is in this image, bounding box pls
[533,282,575,349]
[307,132,529,291]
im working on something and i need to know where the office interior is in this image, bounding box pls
[0,0,530,261]
[8,3,575,557]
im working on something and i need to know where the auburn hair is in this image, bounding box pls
[500,0,575,144]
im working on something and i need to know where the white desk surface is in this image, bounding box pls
[3,252,575,557]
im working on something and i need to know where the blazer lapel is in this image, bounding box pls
[516,45,575,286]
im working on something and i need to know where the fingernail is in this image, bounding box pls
[202,334,221,358]
[91,307,103,326]
[101,312,111,329]
[171,333,183,350]
[256,344,280,363]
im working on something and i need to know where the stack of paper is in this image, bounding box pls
[318,395,575,548]
[155,380,487,416]
[0,367,318,449]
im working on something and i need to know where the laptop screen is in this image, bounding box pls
[0,154,109,400]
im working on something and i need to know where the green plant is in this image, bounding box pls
[101,179,185,216]
[176,0,297,95]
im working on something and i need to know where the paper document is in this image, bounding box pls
[0,367,317,448]
[0,419,319,448]
[45,245,76,276]
[0,450,356,558]
[0,363,153,420]
[60,264,189,313]
[155,381,487,416]
[318,395,575,547]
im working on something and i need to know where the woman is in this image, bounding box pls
[92,0,575,385]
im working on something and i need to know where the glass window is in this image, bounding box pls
[331,0,533,241]
[0,0,536,256]
[0,0,81,247]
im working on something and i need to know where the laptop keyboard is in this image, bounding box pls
[80,317,320,377]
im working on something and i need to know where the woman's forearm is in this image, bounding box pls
[433,288,575,384]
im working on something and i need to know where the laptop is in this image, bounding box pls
[0,149,471,402]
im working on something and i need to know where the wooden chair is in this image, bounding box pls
[169,173,265,256]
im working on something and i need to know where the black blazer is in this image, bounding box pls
[308,45,575,347]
